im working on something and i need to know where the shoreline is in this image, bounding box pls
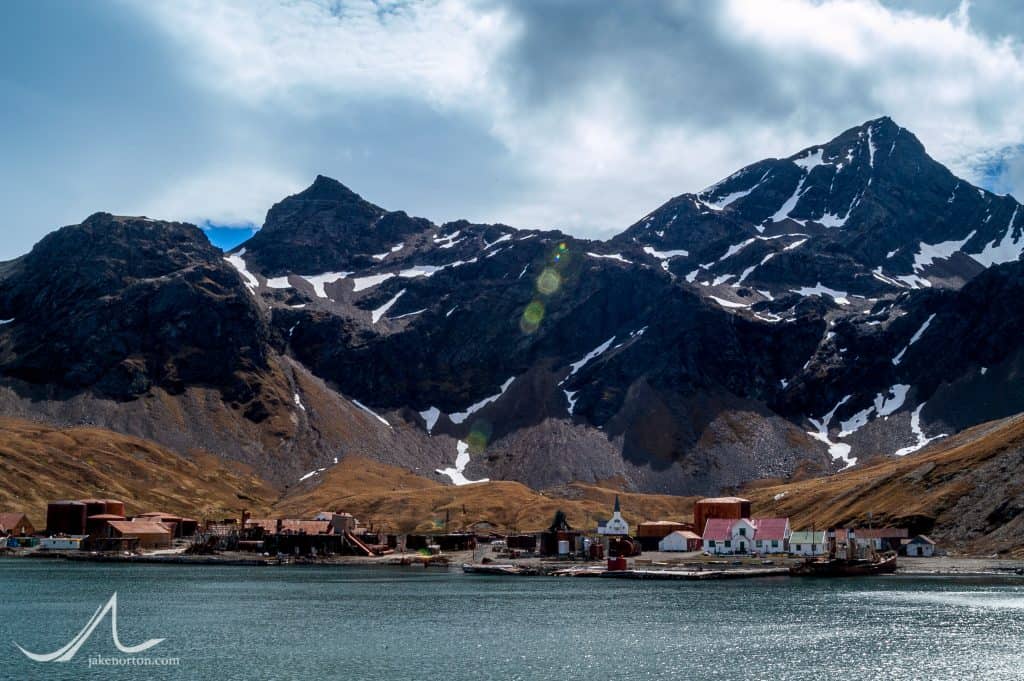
[4,550,1024,579]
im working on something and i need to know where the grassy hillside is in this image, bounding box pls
[0,417,697,534]
[0,417,276,527]
[746,414,1024,556]
[272,456,698,533]
[8,409,1024,556]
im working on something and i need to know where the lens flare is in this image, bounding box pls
[467,419,492,452]
[520,299,545,334]
[537,268,561,295]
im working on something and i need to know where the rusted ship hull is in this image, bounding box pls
[790,553,898,577]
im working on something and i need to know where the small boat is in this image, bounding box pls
[461,563,522,575]
[790,551,897,577]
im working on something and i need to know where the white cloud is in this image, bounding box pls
[133,165,306,227]
[719,0,1024,180]
[137,0,513,113]
[130,0,1024,234]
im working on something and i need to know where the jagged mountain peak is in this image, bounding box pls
[239,176,434,276]
[786,116,921,170]
[8,118,1024,501]
[607,116,1024,305]
[294,174,376,205]
[700,116,936,223]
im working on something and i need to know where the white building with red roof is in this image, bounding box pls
[701,517,791,555]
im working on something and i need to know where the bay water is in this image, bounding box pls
[2,559,1022,680]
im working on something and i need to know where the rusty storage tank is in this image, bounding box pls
[78,499,108,519]
[102,500,126,517]
[693,497,751,536]
[46,501,87,535]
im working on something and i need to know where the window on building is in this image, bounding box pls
[739,528,746,536]
[724,540,731,548]
[772,540,779,548]
[708,540,716,548]
[795,544,802,551]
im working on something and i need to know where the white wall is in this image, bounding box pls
[659,534,689,552]
[40,537,82,550]
[790,542,823,556]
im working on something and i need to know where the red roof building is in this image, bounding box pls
[701,517,791,555]
[106,520,172,550]
[0,512,34,536]
[751,518,789,541]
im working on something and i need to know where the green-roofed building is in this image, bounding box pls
[790,530,826,556]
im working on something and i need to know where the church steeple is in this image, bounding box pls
[598,494,629,536]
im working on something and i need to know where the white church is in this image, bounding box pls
[597,495,630,536]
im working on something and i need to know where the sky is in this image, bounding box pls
[3,0,1024,259]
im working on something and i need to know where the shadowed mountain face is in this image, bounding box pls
[2,117,1023,495]
[0,213,274,407]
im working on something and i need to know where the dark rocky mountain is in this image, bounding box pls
[241,174,434,277]
[0,213,271,405]
[2,117,1022,496]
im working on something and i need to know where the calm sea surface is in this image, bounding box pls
[1,559,1023,680]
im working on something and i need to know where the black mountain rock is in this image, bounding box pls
[3,117,1023,494]
[0,213,275,411]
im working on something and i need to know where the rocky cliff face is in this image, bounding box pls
[2,117,1022,495]
[0,213,273,408]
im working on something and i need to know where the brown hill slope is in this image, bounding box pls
[746,414,1024,556]
[273,456,698,534]
[0,417,276,527]
[0,416,698,534]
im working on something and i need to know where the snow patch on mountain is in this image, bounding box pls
[703,170,772,210]
[969,207,1022,267]
[643,246,688,259]
[770,175,809,224]
[296,271,352,297]
[807,395,855,468]
[892,313,935,365]
[709,295,749,309]
[894,403,947,456]
[449,376,515,424]
[434,230,462,248]
[913,231,976,272]
[564,390,579,415]
[419,407,441,434]
[353,272,396,292]
[838,384,910,438]
[352,399,391,427]
[224,250,259,294]
[371,289,406,323]
[586,252,632,264]
[484,233,512,250]
[372,243,404,261]
[793,147,826,171]
[791,283,849,305]
[436,440,489,486]
[567,337,616,377]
